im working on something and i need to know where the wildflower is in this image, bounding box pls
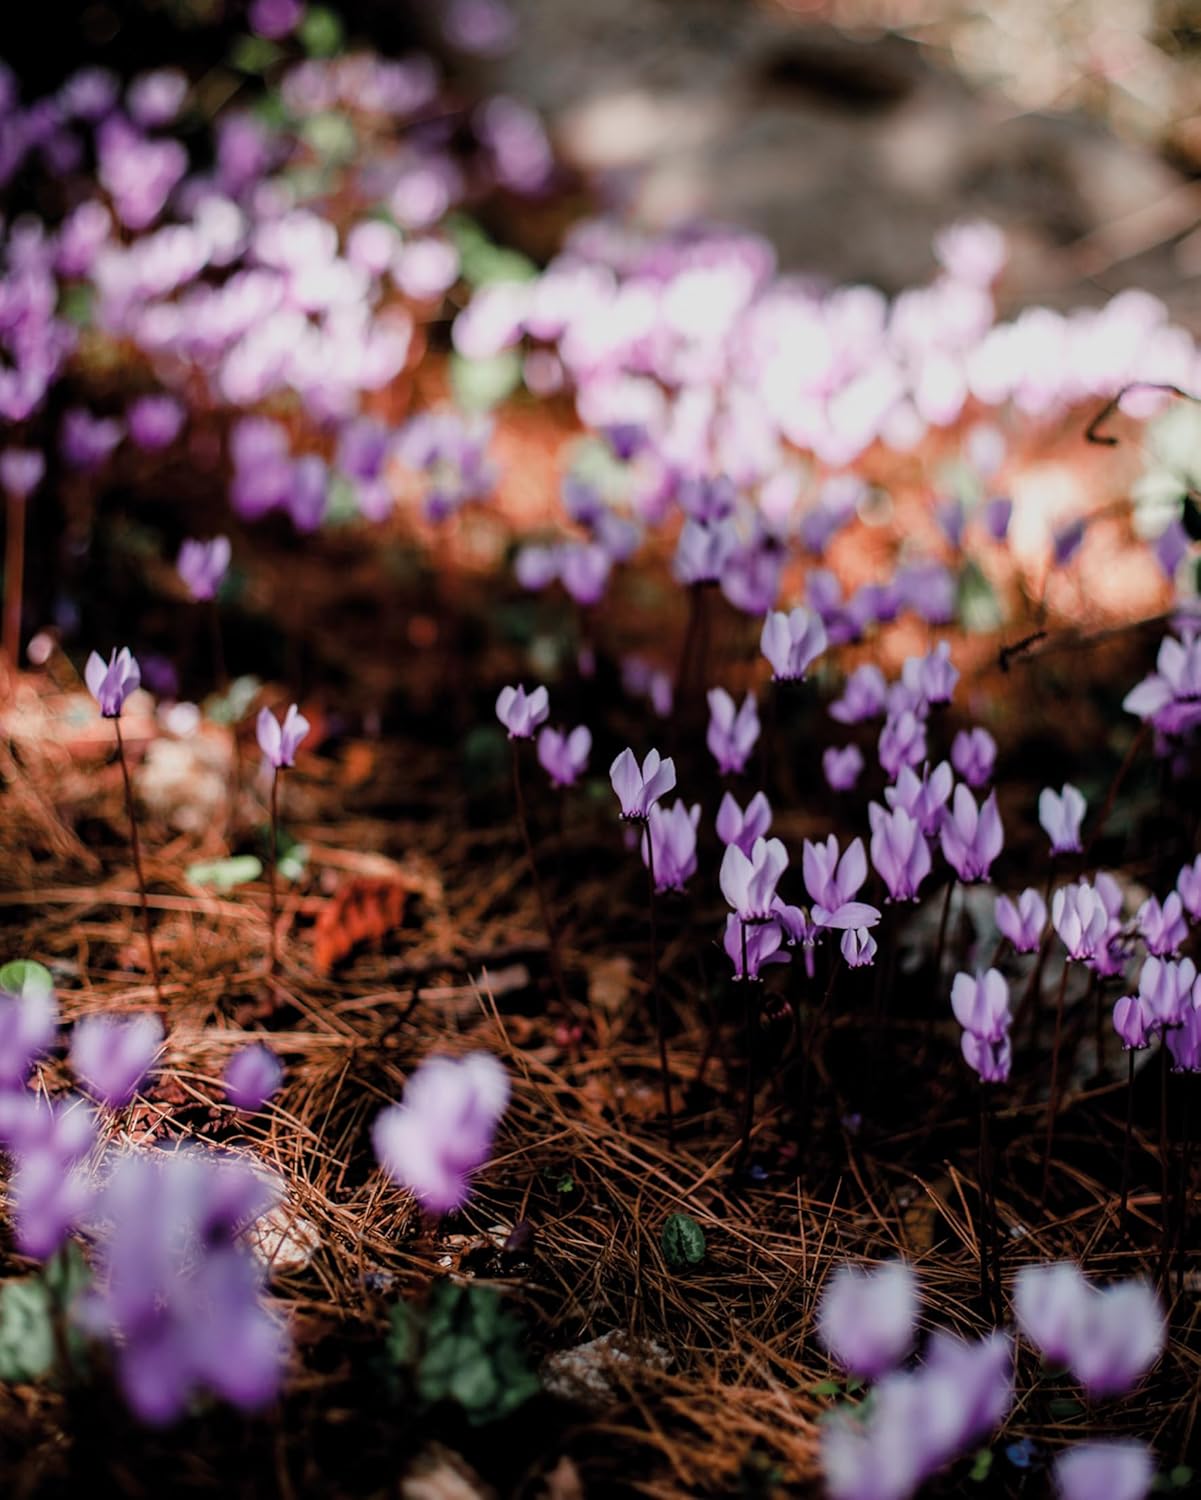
[1051,882,1110,962]
[1053,518,1086,568]
[816,1261,917,1380]
[841,928,877,967]
[537,725,591,788]
[70,1014,164,1107]
[61,407,123,470]
[127,393,184,451]
[673,517,737,585]
[939,786,1003,883]
[961,1031,1012,1083]
[884,762,953,837]
[559,541,611,606]
[223,1044,283,1112]
[722,914,788,981]
[1113,992,1155,1050]
[995,889,1046,953]
[716,790,772,855]
[1167,1001,1201,1072]
[951,727,996,788]
[869,804,931,902]
[1053,1442,1153,1500]
[642,800,700,893]
[803,835,879,931]
[1014,1261,1088,1366]
[81,1149,288,1424]
[372,1051,509,1214]
[706,688,760,775]
[830,664,888,724]
[1122,631,1201,736]
[878,710,926,780]
[771,897,819,952]
[1177,855,1201,919]
[982,496,1013,542]
[760,606,827,682]
[900,641,958,709]
[1039,784,1086,855]
[823,745,864,792]
[0,448,44,499]
[495,683,549,741]
[1136,955,1196,1029]
[0,1092,96,1258]
[0,961,58,1087]
[610,747,676,821]
[85,647,141,718]
[1137,892,1187,956]
[256,703,310,768]
[1014,1264,1163,1398]
[177,536,231,603]
[951,969,1010,1043]
[720,837,790,922]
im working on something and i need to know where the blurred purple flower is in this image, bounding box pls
[537,725,591,788]
[1177,855,1201,919]
[0,1092,96,1258]
[70,1014,163,1107]
[900,641,958,709]
[641,800,700,893]
[223,1044,283,1112]
[495,684,548,741]
[830,664,888,725]
[878,710,926,781]
[85,647,141,718]
[249,0,303,40]
[995,888,1046,953]
[760,606,827,682]
[1137,892,1187,956]
[716,790,772,855]
[0,963,57,1087]
[1039,784,1086,855]
[61,407,123,470]
[1054,1442,1152,1500]
[127,394,184,451]
[981,495,1013,543]
[869,804,931,902]
[823,745,864,793]
[1122,631,1201,735]
[706,687,760,776]
[0,448,44,499]
[951,727,995,788]
[939,787,1003,883]
[177,536,231,603]
[817,1260,917,1379]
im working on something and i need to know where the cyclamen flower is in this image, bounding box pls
[673,518,737,585]
[869,804,931,902]
[830,664,887,724]
[1177,855,1201,919]
[0,1092,97,1259]
[982,496,1013,543]
[884,762,953,837]
[823,745,864,792]
[1113,992,1155,1050]
[1167,1001,1201,1071]
[1052,881,1113,964]
[961,1031,1012,1084]
[760,606,827,682]
[878,711,926,780]
[641,800,700,893]
[70,1014,164,1107]
[61,407,123,470]
[82,1149,288,1424]
[706,688,760,775]
[951,969,1011,1043]
[939,786,1003,883]
[537,725,591,788]
[1122,631,1201,736]
[720,837,789,922]
[256,704,310,769]
[716,790,772,855]
[1039,784,1086,855]
[803,836,879,931]
[841,928,877,967]
[723,914,788,981]
[1053,1442,1153,1500]
[177,537,231,603]
[127,393,184,451]
[1137,892,1187,956]
[85,647,141,718]
[995,888,1046,953]
[951,727,996,788]
[610,747,676,821]
[1013,1263,1164,1398]
[816,1260,917,1379]
[900,641,958,709]
[0,962,58,1087]
[495,683,549,740]
[1136,955,1196,1029]
[0,448,45,499]
[372,1051,509,1214]
[223,1044,283,1112]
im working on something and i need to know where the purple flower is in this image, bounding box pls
[1113,992,1155,1050]
[707,688,760,776]
[841,927,877,967]
[177,537,231,603]
[559,541,611,607]
[0,1092,96,1258]
[70,1013,163,1107]
[1138,955,1196,1029]
[1177,855,1201,919]
[61,407,123,470]
[537,725,591,788]
[817,1260,917,1379]
[995,888,1046,953]
[939,786,1003,883]
[919,1329,1014,1453]
[868,804,931,902]
[823,745,864,792]
[127,394,184,451]
[760,606,827,682]
[1014,1261,1088,1366]
[1014,1263,1163,1398]
[1039,784,1086,855]
[249,0,303,39]
[1122,631,1201,736]
[610,747,676,821]
[878,711,926,781]
[85,647,141,718]
[127,68,187,128]
[951,727,995,788]
[256,703,310,769]
[372,1051,509,1214]
[961,1030,1012,1083]
[951,968,1011,1043]
[1155,520,1190,582]
[641,800,700,893]
[1053,518,1086,568]
[0,962,58,1087]
[673,518,736,585]
[982,495,1013,543]
[1053,1442,1153,1500]
[803,836,879,931]
[0,448,44,499]
[900,641,958,709]
[830,665,888,725]
[716,790,772,855]
[223,1044,283,1111]
[720,836,789,921]
[495,684,549,741]
[722,914,788,981]
[82,1149,287,1424]
[1052,881,1113,964]
[883,762,953,837]
[1137,892,1187,957]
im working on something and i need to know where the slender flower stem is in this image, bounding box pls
[3,492,24,677]
[510,741,569,1015]
[113,717,163,1012]
[735,919,756,1173]
[1121,1047,1136,1227]
[267,766,280,975]
[642,826,674,1146]
[978,1083,993,1312]
[933,877,956,1001]
[208,599,228,691]
[1159,1040,1171,1288]
[1040,960,1071,1201]
[1177,1085,1191,1295]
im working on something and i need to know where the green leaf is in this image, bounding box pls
[554,1173,574,1195]
[957,559,1004,633]
[277,842,309,884]
[0,1249,91,1383]
[301,112,356,165]
[408,1283,539,1424]
[450,351,523,413]
[230,35,283,74]
[661,1213,706,1269]
[386,1302,417,1368]
[808,1378,842,1397]
[299,6,344,57]
[205,674,260,726]
[1170,1466,1194,1489]
[969,1448,993,1482]
[0,960,54,1002]
[1047,1396,1085,1420]
[186,855,263,892]
[58,284,94,328]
